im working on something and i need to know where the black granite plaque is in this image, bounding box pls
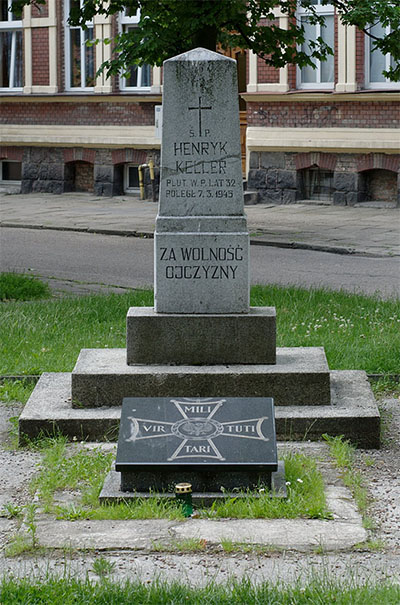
[116,397,277,492]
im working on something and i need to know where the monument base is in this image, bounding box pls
[99,463,287,506]
[126,307,276,365]
[120,468,276,492]
[19,371,380,448]
[71,347,331,407]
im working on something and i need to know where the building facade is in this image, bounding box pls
[1,0,399,205]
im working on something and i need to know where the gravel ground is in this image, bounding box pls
[0,393,399,586]
[353,396,400,552]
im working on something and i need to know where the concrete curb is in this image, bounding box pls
[33,515,366,553]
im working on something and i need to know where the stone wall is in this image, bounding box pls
[20,146,161,197]
[248,152,298,204]
[248,151,400,206]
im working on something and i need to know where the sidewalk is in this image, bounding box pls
[1,191,399,257]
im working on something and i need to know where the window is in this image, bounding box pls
[0,0,22,89]
[119,9,150,90]
[366,23,397,89]
[124,164,140,193]
[0,160,22,181]
[65,0,95,90]
[297,1,334,89]
[301,167,334,201]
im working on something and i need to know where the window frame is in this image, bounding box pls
[0,0,23,91]
[119,9,151,92]
[365,24,398,89]
[0,159,22,183]
[297,1,335,90]
[124,163,140,194]
[301,166,334,202]
[64,0,95,91]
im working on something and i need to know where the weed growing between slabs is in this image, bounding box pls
[24,437,329,522]
[0,575,399,604]
[323,434,379,538]
[0,285,399,375]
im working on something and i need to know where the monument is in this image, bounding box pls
[19,49,381,455]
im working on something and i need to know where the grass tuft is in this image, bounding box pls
[200,452,329,520]
[323,434,371,518]
[92,557,116,577]
[30,437,114,512]
[371,377,400,399]
[0,379,35,404]
[0,272,51,301]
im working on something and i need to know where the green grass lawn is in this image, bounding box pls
[1,285,399,375]
[0,575,399,604]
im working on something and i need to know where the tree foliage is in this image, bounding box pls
[16,0,400,81]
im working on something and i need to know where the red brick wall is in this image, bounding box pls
[111,149,147,165]
[0,146,24,161]
[258,56,279,84]
[64,148,96,164]
[248,100,399,128]
[257,18,280,84]
[288,63,297,90]
[357,153,400,173]
[295,152,337,171]
[0,101,157,126]
[74,161,94,192]
[112,14,120,93]
[57,0,65,91]
[31,0,49,18]
[32,29,50,86]
[356,29,365,88]
[365,169,397,201]
[334,12,338,86]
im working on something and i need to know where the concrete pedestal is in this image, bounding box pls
[71,347,331,408]
[126,306,276,365]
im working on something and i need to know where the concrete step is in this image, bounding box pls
[70,347,331,408]
[19,370,380,448]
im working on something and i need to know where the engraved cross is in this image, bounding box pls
[188,96,211,137]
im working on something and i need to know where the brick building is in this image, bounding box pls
[1,0,399,205]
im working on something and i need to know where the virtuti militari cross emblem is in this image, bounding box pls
[124,398,270,462]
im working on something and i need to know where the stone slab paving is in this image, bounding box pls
[33,515,365,554]
[1,192,399,257]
